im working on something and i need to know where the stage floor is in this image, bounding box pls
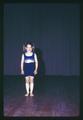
[3,75,80,117]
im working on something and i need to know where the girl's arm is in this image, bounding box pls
[21,54,24,74]
[34,53,38,74]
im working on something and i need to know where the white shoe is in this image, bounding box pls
[30,93,34,96]
[25,93,29,96]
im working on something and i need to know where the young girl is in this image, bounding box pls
[21,42,38,96]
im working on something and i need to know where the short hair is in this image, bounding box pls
[23,41,35,52]
[25,42,33,47]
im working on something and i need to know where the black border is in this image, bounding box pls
[0,1,3,119]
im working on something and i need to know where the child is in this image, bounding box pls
[21,42,38,96]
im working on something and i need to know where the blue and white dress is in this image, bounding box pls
[24,52,35,77]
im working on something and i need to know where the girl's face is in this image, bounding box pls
[26,44,33,52]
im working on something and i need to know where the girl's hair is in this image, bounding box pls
[23,42,35,52]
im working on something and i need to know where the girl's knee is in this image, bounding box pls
[29,76,34,83]
[25,77,29,83]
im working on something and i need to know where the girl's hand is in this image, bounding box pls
[21,70,24,74]
[34,70,37,75]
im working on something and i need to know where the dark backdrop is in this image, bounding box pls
[3,3,80,76]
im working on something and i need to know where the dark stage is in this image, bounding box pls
[3,76,80,117]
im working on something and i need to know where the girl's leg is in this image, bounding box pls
[29,76,34,96]
[25,76,30,96]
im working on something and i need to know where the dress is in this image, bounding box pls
[24,52,35,77]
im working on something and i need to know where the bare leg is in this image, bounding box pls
[29,76,34,96]
[25,76,30,96]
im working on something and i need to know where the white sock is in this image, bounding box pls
[30,82,34,94]
[25,83,29,94]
